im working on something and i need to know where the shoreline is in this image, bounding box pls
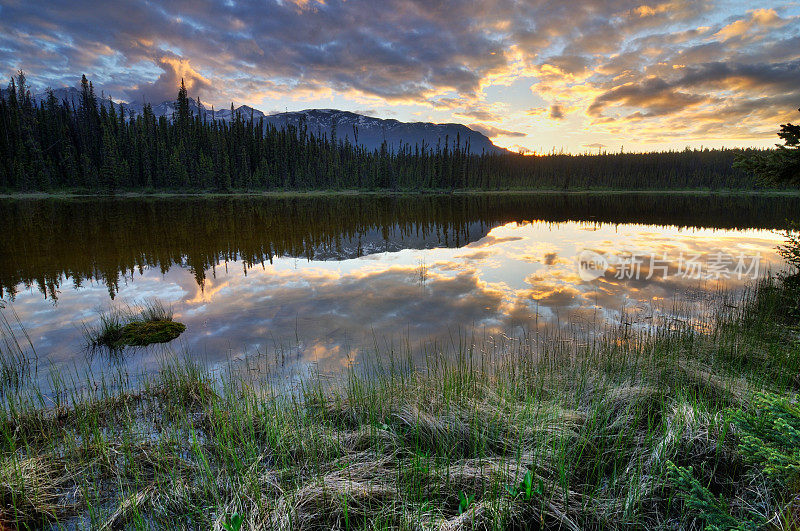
[2,188,800,199]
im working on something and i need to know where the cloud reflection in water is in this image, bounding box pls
[2,220,788,388]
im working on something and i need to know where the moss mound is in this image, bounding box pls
[118,320,186,347]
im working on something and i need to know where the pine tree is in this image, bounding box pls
[0,71,770,194]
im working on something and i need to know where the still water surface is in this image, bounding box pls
[1,194,797,388]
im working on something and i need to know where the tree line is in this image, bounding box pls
[0,72,779,192]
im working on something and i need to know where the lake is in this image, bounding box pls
[1,193,798,390]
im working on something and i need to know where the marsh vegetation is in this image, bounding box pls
[0,258,799,529]
[83,299,185,350]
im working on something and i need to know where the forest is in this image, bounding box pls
[0,72,779,192]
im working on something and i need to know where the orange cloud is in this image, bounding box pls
[714,9,787,41]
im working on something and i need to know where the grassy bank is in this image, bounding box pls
[0,277,799,529]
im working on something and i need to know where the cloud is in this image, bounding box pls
[631,4,671,18]
[543,252,558,265]
[676,60,800,92]
[0,0,510,103]
[714,9,788,42]
[127,56,213,104]
[526,104,569,120]
[455,108,503,121]
[1,0,798,148]
[588,77,711,118]
[509,145,534,154]
[468,123,526,138]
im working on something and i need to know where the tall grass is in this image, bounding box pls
[0,306,35,396]
[140,298,174,322]
[0,279,798,529]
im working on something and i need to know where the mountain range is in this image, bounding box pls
[19,87,506,154]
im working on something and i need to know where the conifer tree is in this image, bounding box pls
[0,71,776,194]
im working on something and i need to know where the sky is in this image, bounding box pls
[0,0,798,153]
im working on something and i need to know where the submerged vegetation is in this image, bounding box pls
[0,254,799,528]
[83,299,185,350]
[0,72,782,193]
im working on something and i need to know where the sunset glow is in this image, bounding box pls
[2,1,797,153]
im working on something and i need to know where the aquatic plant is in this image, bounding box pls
[139,298,175,322]
[83,299,184,350]
[0,307,35,395]
[118,320,185,347]
[416,257,428,285]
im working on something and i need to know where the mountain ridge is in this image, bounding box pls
[18,86,508,154]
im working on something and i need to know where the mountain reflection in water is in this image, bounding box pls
[0,193,797,388]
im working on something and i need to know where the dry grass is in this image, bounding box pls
[0,457,73,527]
